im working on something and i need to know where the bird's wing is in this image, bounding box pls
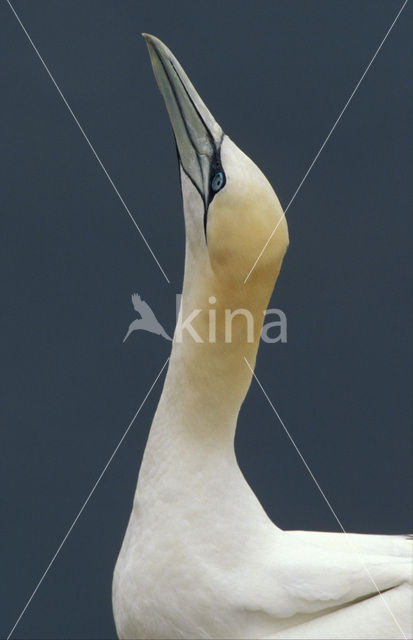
[262,582,412,639]
[140,301,157,320]
[279,551,408,611]
[131,293,143,312]
[131,293,157,321]
[253,534,412,620]
[287,530,412,558]
[236,532,412,639]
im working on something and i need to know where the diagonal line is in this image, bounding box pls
[244,357,408,639]
[5,0,170,285]
[244,0,409,284]
[244,358,346,529]
[7,357,169,640]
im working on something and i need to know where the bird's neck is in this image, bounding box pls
[141,258,282,475]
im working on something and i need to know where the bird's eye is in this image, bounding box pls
[211,171,225,192]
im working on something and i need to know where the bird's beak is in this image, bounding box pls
[143,34,224,208]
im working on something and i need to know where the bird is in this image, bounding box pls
[112,35,412,640]
[123,292,171,343]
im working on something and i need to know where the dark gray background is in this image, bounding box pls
[1,1,412,638]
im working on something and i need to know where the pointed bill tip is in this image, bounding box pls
[142,33,153,48]
[142,33,163,50]
[142,34,169,65]
[142,33,158,52]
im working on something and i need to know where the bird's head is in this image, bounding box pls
[144,34,288,299]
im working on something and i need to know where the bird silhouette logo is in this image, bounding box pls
[123,293,172,343]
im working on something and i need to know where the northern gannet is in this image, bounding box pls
[112,35,413,639]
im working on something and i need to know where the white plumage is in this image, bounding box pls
[112,35,412,639]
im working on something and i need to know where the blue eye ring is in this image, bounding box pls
[211,171,225,192]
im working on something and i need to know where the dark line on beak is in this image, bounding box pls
[150,43,205,204]
[169,59,217,150]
